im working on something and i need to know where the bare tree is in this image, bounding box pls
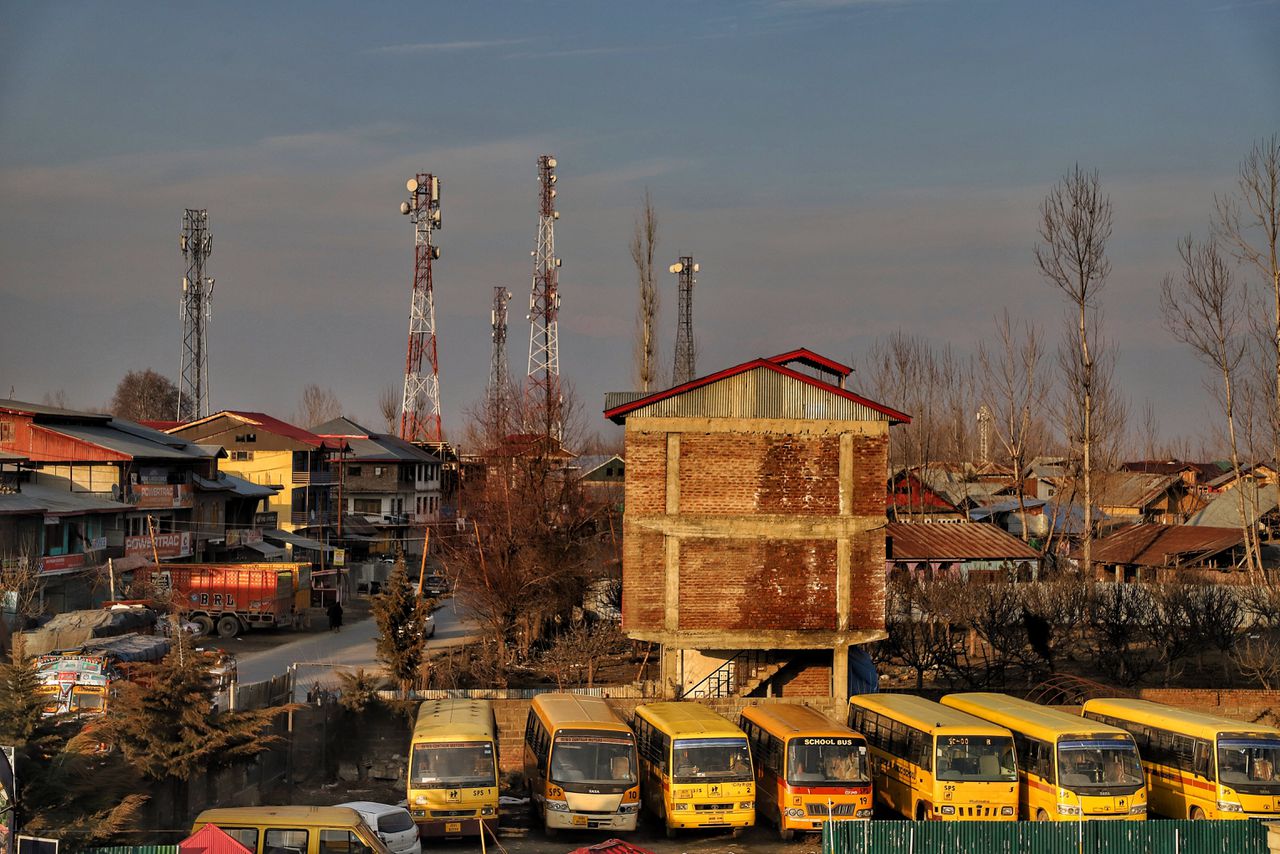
[40,389,69,409]
[295,383,343,428]
[1161,236,1261,576]
[978,310,1050,541]
[109,369,180,422]
[631,190,660,392]
[378,385,400,434]
[1037,165,1114,577]
[1216,135,1280,466]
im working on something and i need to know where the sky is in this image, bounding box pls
[1,0,1278,447]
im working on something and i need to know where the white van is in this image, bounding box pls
[336,802,421,854]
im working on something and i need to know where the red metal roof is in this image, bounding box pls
[767,348,854,378]
[139,419,185,431]
[1086,523,1244,567]
[566,840,656,854]
[169,411,344,449]
[888,522,1041,561]
[180,823,253,854]
[603,351,909,424]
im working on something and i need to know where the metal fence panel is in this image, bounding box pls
[82,847,179,854]
[824,819,1269,854]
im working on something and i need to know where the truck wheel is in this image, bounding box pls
[779,827,794,841]
[192,615,215,636]
[216,615,241,638]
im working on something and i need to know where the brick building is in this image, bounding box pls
[604,349,909,702]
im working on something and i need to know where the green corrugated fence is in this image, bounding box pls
[823,819,1271,854]
[81,847,179,854]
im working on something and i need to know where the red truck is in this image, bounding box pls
[147,565,297,638]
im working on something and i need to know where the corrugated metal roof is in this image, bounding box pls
[312,417,440,462]
[604,350,909,424]
[1186,483,1279,527]
[0,398,112,421]
[0,480,129,516]
[887,521,1040,561]
[44,423,205,461]
[1087,523,1243,567]
[171,410,342,449]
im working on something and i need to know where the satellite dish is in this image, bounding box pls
[669,263,682,274]
[546,157,557,168]
[400,201,411,215]
[406,178,419,193]
[693,263,700,272]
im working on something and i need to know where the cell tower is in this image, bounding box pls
[670,256,699,385]
[977,404,992,464]
[177,209,214,421]
[489,286,512,416]
[526,154,562,442]
[397,173,443,444]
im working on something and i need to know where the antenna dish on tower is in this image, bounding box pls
[406,178,419,193]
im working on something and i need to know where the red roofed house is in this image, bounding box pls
[167,411,345,536]
[604,348,909,702]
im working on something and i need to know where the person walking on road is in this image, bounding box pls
[327,599,344,632]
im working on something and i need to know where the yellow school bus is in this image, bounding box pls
[522,693,641,835]
[1082,697,1280,820]
[633,701,755,837]
[740,704,872,838]
[407,699,499,838]
[848,694,1017,821]
[191,806,389,854]
[942,693,1146,821]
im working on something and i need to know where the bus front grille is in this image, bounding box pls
[430,809,477,818]
[806,803,859,817]
[695,803,733,811]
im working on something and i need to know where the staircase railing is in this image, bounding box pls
[683,650,779,699]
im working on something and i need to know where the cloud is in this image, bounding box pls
[365,38,528,56]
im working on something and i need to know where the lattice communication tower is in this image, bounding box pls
[670,256,699,385]
[398,174,444,443]
[489,286,512,416]
[177,209,214,421]
[526,155,563,442]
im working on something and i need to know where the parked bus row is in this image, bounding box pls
[398,692,1280,842]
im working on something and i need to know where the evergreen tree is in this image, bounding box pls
[372,552,433,696]
[0,648,145,843]
[100,630,289,826]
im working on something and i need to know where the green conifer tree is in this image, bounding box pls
[372,551,433,696]
[100,629,290,827]
[0,648,145,843]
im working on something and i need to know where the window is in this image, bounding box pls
[319,830,372,854]
[374,466,385,477]
[230,450,254,461]
[264,828,308,854]
[221,829,259,850]
[348,466,362,477]
[0,420,13,443]
[234,433,257,443]
[353,498,381,514]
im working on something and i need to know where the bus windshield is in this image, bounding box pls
[1217,737,1280,792]
[787,737,869,785]
[1057,739,1143,789]
[673,737,753,784]
[935,735,1017,782]
[550,731,637,790]
[410,741,496,789]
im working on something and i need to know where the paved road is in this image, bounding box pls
[233,596,480,691]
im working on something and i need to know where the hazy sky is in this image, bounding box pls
[2,1,1278,446]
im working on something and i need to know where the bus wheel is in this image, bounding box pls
[1036,808,1051,822]
[216,615,241,638]
[1190,806,1206,820]
[731,827,747,839]
[665,825,678,839]
[915,803,930,821]
[779,827,795,842]
[545,826,558,840]
[192,615,215,636]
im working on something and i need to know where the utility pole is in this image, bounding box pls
[526,155,562,444]
[398,174,444,444]
[670,256,699,385]
[177,209,214,420]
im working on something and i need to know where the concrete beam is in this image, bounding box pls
[625,628,887,649]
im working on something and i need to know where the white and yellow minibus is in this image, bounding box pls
[407,699,499,837]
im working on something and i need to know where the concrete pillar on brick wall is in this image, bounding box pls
[661,645,680,699]
[833,644,849,706]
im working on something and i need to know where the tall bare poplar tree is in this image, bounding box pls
[1036,165,1113,577]
[978,310,1049,541]
[1161,236,1261,577]
[1216,135,1280,463]
[631,190,660,392]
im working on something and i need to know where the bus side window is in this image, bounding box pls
[534,720,549,772]
[1193,740,1211,779]
[767,736,784,776]
[909,729,930,771]
[658,730,670,774]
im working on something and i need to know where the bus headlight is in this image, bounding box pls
[738,802,753,811]
[481,806,496,816]
[1128,804,1146,815]
[1001,806,1015,816]
[1057,804,1082,816]
[620,803,640,814]
[546,801,570,812]
[1217,801,1243,812]
[856,808,873,818]
[673,803,690,811]
[936,805,956,815]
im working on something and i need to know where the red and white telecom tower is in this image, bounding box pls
[526,154,562,443]
[398,173,444,444]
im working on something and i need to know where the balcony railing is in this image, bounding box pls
[291,470,335,485]
[290,510,340,526]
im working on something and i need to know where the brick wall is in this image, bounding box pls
[621,526,665,631]
[768,653,835,697]
[848,532,886,631]
[678,434,841,516]
[849,435,888,516]
[1136,688,1280,725]
[623,431,666,514]
[678,538,837,631]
